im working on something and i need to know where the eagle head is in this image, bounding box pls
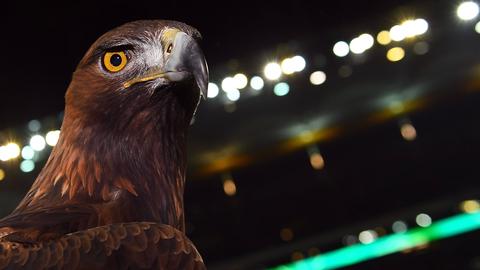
[65,20,208,131]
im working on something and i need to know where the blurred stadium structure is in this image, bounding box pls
[2,1,480,269]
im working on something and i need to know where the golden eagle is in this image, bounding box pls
[0,20,208,270]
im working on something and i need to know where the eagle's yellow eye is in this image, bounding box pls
[103,51,127,72]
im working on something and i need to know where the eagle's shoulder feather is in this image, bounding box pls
[0,222,205,270]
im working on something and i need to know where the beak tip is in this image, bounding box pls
[169,31,209,101]
[194,61,209,101]
[199,82,208,100]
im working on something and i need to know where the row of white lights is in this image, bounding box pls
[354,213,432,245]
[207,1,480,102]
[332,17,429,58]
[207,19,430,100]
[333,0,480,58]
[207,55,326,102]
[206,16,431,101]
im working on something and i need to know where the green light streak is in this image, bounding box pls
[270,212,480,270]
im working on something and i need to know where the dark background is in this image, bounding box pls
[2,0,480,269]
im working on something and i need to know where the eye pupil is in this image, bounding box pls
[167,44,173,53]
[110,54,123,67]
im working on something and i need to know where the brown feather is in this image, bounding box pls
[114,177,138,197]
[53,173,63,186]
[61,181,70,197]
[101,185,111,201]
[94,170,102,184]
[77,155,87,190]
[0,223,205,270]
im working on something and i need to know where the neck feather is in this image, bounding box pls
[17,91,191,231]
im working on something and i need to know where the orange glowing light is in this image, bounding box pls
[310,153,325,170]
[280,228,294,242]
[223,179,237,196]
[401,123,417,141]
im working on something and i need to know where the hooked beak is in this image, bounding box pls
[165,32,209,98]
[123,31,209,98]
